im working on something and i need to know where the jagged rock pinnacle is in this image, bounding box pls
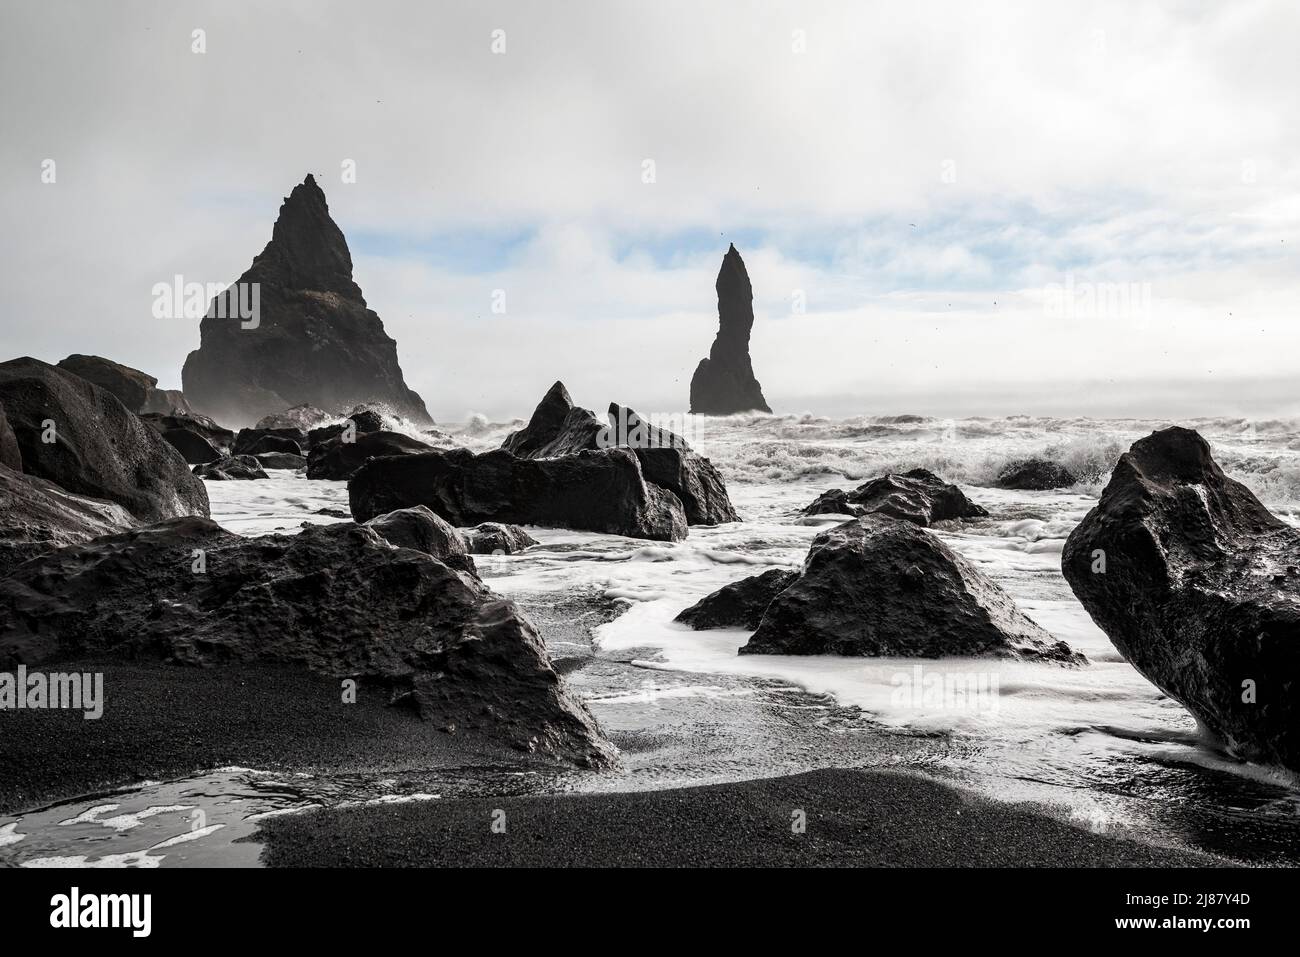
[689,244,771,414]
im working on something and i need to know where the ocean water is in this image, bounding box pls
[5,413,1300,866]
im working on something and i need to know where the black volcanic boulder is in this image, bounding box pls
[502,382,606,459]
[0,358,209,523]
[0,518,613,766]
[0,465,137,578]
[466,523,538,555]
[501,384,738,527]
[503,381,584,457]
[997,458,1077,490]
[607,404,738,526]
[160,428,222,465]
[139,411,235,452]
[0,401,19,470]
[365,506,475,575]
[256,452,307,470]
[55,354,157,412]
[193,455,268,481]
[236,431,303,456]
[740,516,1083,662]
[675,568,799,630]
[802,488,855,516]
[350,447,687,542]
[306,430,432,481]
[255,404,334,433]
[689,244,771,415]
[1062,427,1300,770]
[802,469,987,527]
[139,388,194,416]
[182,175,432,427]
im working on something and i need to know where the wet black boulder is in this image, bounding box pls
[1062,426,1300,771]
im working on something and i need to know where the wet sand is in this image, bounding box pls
[256,767,1226,867]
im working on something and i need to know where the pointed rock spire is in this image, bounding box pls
[182,174,432,427]
[689,244,771,414]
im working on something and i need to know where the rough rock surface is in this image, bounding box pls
[1061,426,1300,770]
[350,447,687,542]
[500,384,738,526]
[689,244,771,415]
[466,523,538,555]
[802,468,987,527]
[0,518,614,766]
[161,428,222,464]
[55,354,156,412]
[236,431,303,456]
[502,382,605,459]
[139,412,234,452]
[997,458,1077,490]
[675,568,799,630]
[0,400,19,470]
[0,465,137,578]
[608,403,738,525]
[254,404,334,433]
[0,357,209,523]
[181,175,432,427]
[306,430,431,481]
[741,515,1083,662]
[256,452,307,470]
[193,455,268,481]
[365,505,476,574]
[139,388,194,416]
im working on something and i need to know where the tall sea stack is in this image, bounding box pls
[182,175,432,427]
[689,244,771,415]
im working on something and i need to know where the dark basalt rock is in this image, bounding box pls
[139,411,235,452]
[55,354,193,416]
[0,518,614,766]
[997,458,1077,490]
[256,452,307,470]
[307,406,394,449]
[802,468,987,527]
[802,488,855,516]
[608,403,738,526]
[0,465,137,578]
[502,382,582,458]
[181,175,432,428]
[193,455,268,481]
[675,568,799,630]
[0,357,209,523]
[689,244,772,415]
[350,447,687,542]
[255,404,334,433]
[306,430,432,481]
[55,354,156,412]
[741,515,1083,662]
[466,523,538,555]
[501,382,606,459]
[139,388,194,416]
[1061,426,1300,771]
[236,432,303,456]
[365,505,476,575]
[498,384,737,527]
[161,428,222,465]
[0,400,19,470]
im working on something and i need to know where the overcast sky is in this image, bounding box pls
[2,0,1297,421]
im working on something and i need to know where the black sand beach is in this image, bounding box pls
[256,767,1226,868]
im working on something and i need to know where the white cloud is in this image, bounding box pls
[1,0,1297,420]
